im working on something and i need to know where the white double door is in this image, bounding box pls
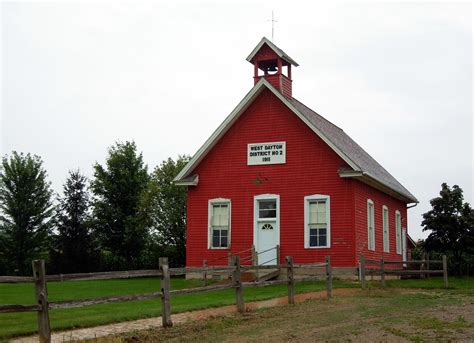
[254,195,280,265]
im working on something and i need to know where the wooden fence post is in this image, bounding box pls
[286,256,295,305]
[421,253,426,279]
[276,245,280,266]
[326,256,332,299]
[32,260,51,343]
[442,255,449,289]
[380,258,385,288]
[252,245,257,266]
[159,257,173,327]
[232,256,245,313]
[360,255,366,289]
[426,254,430,279]
[203,259,208,286]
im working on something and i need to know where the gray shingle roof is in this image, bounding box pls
[289,97,417,203]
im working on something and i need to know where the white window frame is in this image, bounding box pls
[304,194,331,249]
[208,198,231,249]
[395,210,402,255]
[382,205,389,253]
[367,199,375,251]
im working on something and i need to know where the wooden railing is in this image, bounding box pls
[358,254,448,289]
[0,255,333,343]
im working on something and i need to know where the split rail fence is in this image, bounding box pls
[358,254,449,289]
[0,255,333,343]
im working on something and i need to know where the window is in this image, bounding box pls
[258,199,277,219]
[208,199,231,249]
[367,200,375,251]
[383,206,389,253]
[395,210,402,254]
[304,195,330,248]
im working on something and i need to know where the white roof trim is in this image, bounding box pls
[174,79,270,182]
[246,37,299,67]
[339,169,418,203]
[174,78,361,183]
[174,175,199,186]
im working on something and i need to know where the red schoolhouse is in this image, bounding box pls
[175,38,418,272]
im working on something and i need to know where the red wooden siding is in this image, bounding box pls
[252,44,280,64]
[254,74,293,97]
[186,89,358,267]
[353,180,407,263]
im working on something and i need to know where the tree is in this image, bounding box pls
[150,156,190,267]
[50,170,98,273]
[91,141,151,269]
[422,183,474,275]
[0,152,53,275]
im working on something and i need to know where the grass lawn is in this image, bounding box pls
[111,278,474,342]
[0,276,356,339]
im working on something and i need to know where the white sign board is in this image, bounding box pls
[247,142,286,165]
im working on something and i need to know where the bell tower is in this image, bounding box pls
[246,37,299,98]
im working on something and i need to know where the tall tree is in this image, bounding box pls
[150,156,190,267]
[50,170,98,273]
[91,141,151,269]
[422,183,474,275]
[0,152,53,275]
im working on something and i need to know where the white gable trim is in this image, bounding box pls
[174,79,269,182]
[174,79,361,183]
[246,37,299,66]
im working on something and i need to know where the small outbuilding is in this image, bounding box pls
[174,38,418,275]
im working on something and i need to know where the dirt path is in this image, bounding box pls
[10,288,357,343]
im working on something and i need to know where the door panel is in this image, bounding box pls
[254,196,279,265]
[257,221,277,264]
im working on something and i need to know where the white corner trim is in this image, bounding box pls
[208,198,231,250]
[304,194,331,249]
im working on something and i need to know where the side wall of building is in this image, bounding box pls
[186,89,357,267]
[354,180,408,263]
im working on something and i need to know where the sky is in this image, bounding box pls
[1,1,472,240]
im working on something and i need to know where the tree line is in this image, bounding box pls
[1,141,472,276]
[0,141,189,275]
[413,183,473,276]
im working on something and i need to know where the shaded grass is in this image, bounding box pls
[0,278,354,338]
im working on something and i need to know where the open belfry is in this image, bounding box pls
[175,37,417,276]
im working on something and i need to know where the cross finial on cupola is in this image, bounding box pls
[246,37,299,98]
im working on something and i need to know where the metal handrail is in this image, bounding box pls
[259,257,277,266]
[205,246,255,265]
[255,246,277,256]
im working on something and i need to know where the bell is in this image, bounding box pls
[268,65,277,72]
